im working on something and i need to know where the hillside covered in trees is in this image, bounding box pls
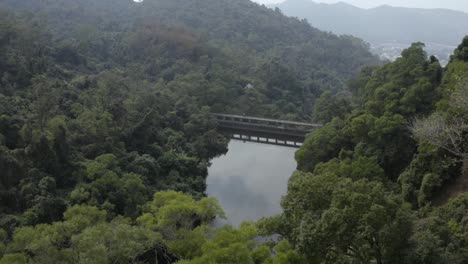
[0,0,467,263]
[0,0,377,262]
[271,39,468,263]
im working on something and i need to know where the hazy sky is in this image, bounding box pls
[253,0,468,13]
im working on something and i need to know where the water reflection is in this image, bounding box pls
[207,140,297,226]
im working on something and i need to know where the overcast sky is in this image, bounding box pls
[253,0,468,13]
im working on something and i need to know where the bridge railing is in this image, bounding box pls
[215,119,308,137]
[211,113,321,131]
[211,113,322,147]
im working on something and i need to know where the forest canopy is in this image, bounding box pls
[0,0,467,263]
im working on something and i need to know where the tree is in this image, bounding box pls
[273,171,412,264]
[137,191,225,239]
[406,194,468,263]
[411,113,466,159]
[313,91,351,123]
[175,223,304,264]
[71,221,160,264]
[296,118,351,172]
[1,205,164,264]
[69,154,149,217]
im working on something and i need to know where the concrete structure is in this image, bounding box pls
[212,113,322,148]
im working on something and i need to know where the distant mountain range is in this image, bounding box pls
[271,0,468,62]
[272,0,468,45]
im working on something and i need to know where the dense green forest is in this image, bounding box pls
[0,0,467,263]
[264,40,468,263]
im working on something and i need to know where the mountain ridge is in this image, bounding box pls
[276,0,468,14]
[272,0,468,45]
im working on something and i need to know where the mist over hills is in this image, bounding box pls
[272,0,468,62]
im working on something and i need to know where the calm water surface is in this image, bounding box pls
[207,140,297,226]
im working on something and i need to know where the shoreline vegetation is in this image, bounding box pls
[0,0,467,263]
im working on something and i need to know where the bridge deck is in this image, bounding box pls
[212,113,322,147]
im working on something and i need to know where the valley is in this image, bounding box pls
[0,0,467,263]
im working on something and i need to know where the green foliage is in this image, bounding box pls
[70,154,148,217]
[288,37,468,263]
[314,154,385,181]
[296,118,350,172]
[407,194,468,263]
[273,171,413,263]
[313,91,351,123]
[272,240,305,264]
[403,45,468,204]
[298,42,444,180]
[72,222,160,264]
[177,224,256,264]
[0,254,27,264]
[0,192,301,264]
[137,191,225,239]
[0,0,377,231]
[0,204,164,264]
[0,0,467,263]
[175,223,303,264]
[417,173,441,206]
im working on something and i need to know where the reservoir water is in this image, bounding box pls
[207,140,297,226]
